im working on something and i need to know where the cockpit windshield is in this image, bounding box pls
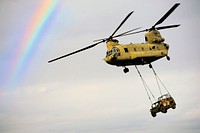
[106,48,119,57]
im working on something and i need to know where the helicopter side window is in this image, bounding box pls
[145,37,148,42]
[124,48,129,52]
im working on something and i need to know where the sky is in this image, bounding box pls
[0,0,200,133]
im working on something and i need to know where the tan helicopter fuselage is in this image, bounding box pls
[104,30,169,66]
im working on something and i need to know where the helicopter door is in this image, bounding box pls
[122,47,132,60]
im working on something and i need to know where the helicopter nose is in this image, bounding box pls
[104,56,110,62]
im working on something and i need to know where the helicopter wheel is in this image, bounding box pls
[166,56,170,61]
[123,67,129,73]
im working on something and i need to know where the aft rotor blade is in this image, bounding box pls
[48,41,103,63]
[120,24,180,38]
[112,27,142,39]
[118,29,147,37]
[153,3,180,27]
[156,24,180,30]
[110,11,134,38]
[94,27,141,42]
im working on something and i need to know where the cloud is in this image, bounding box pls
[0,0,200,133]
[185,109,200,121]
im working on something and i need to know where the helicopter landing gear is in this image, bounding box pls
[166,56,170,61]
[123,67,129,73]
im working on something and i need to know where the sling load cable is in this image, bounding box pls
[135,65,156,104]
[150,65,170,95]
[150,64,162,96]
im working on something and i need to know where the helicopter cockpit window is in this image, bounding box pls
[106,48,119,57]
[112,49,115,53]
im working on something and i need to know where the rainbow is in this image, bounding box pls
[11,0,60,83]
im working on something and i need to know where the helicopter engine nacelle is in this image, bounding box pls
[145,30,165,44]
[106,39,119,51]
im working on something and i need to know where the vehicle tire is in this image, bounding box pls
[172,105,176,109]
[151,112,156,117]
[160,106,167,113]
[163,109,167,113]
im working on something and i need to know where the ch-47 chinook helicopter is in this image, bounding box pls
[48,3,180,73]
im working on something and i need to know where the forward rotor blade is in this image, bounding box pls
[153,3,180,27]
[110,11,134,38]
[156,24,180,30]
[93,11,134,42]
[48,41,103,63]
[93,38,106,42]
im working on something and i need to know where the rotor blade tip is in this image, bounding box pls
[48,60,52,63]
